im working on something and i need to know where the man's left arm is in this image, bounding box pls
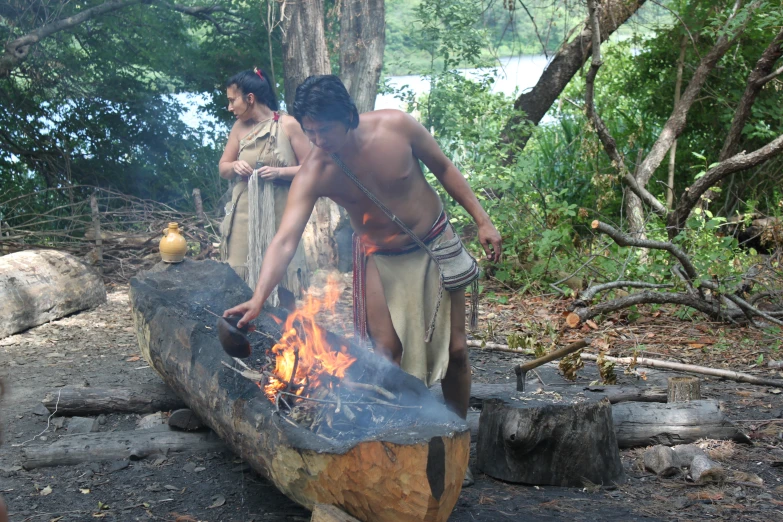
[405,113,502,261]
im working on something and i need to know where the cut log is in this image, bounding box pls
[21,429,226,469]
[476,394,625,487]
[312,504,361,522]
[430,382,667,409]
[41,385,186,415]
[0,249,106,338]
[667,376,701,402]
[612,400,750,448]
[129,259,469,522]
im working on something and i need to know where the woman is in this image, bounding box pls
[218,68,311,303]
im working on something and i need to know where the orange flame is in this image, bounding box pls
[264,277,354,401]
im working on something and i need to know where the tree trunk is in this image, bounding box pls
[41,385,186,415]
[666,35,687,209]
[278,0,352,271]
[0,250,106,338]
[500,0,647,159]
[611,400,749,448]
[667,376,701,403]
[21,430,226,469]
[339,0,386,114]
[129,260,469,522]
[279,0,331,109]
[476,396,625,486]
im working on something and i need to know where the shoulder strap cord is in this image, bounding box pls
[330,153,478,341]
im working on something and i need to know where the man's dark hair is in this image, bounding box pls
[226,68,279,111]
[292,75,359,129]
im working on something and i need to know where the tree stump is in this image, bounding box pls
[0,249,106,338]
[476,394,625,487]
[667,376,701,402]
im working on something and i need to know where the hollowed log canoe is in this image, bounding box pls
[129,260,469,522]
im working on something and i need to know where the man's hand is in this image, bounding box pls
[223,299,263,329]
[255,166,280,181]
[232,160,254,178]
[477,221,502,263]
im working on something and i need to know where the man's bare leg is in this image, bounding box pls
[441,288,473,486]
[440,289,470,418]
[363,256,403,363]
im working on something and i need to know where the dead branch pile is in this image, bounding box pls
[0,186,220,283]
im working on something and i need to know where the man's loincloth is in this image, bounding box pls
[353,211,478,386]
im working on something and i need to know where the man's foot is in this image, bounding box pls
[463,467,475,488]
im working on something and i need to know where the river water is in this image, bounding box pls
[178,55,549,130]
[374,54,548,111]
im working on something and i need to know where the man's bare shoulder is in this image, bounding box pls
[362,109,417,128]
[296,148,338,192]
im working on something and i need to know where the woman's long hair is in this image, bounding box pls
[226,68,279,111]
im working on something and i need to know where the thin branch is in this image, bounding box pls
[669,134,783,236]
[578,281,675,302]
[591,220,698,280]
[635,0,758,188]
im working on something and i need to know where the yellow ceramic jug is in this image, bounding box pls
[160,222,187,263]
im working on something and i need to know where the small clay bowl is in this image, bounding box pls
[217,315,252,358]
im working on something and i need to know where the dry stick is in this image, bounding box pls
[220,360,266,382]
[580,353,783,388]
[466,339,530,354]
[342,381,396,401]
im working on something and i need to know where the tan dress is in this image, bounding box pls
[220,115,309,302]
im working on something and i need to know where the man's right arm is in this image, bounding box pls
[224,169,319,328]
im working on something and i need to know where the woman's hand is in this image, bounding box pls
[224,299,263,330]
[255,166,280,181]
[232,160,254,178]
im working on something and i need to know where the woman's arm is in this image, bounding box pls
[218,123,253,179]
[255,115,312,182]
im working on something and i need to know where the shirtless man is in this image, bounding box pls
[225,75,501,426]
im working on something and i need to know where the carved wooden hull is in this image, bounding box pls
[129,260,468,522]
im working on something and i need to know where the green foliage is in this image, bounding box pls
[0,0,267,212]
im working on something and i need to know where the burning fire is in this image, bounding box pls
[264,277,355,402]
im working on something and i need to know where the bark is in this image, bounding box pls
[278,0,352,271]
[339,0,386,113]
[130,259,469,522]
[0,250,106,338]
[476,396,625,486]
[500,0,647,159]
[667,376,701,403]
[41,385,186,415]
[21,430,226,469]
[666,35,688,209]
[279,0,332,109]
[611,400,749,448]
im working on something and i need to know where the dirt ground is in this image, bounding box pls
[1,276,783,521]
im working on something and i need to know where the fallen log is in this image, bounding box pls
[612,400,750,448]
[312,504,361,522]
[476,393,625,486]
[454,388,744,448]
[0,249,106,338]
[21,429,225,469]
[41,385,186,415]
[430,382,667,408]
[130,260,469,522]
